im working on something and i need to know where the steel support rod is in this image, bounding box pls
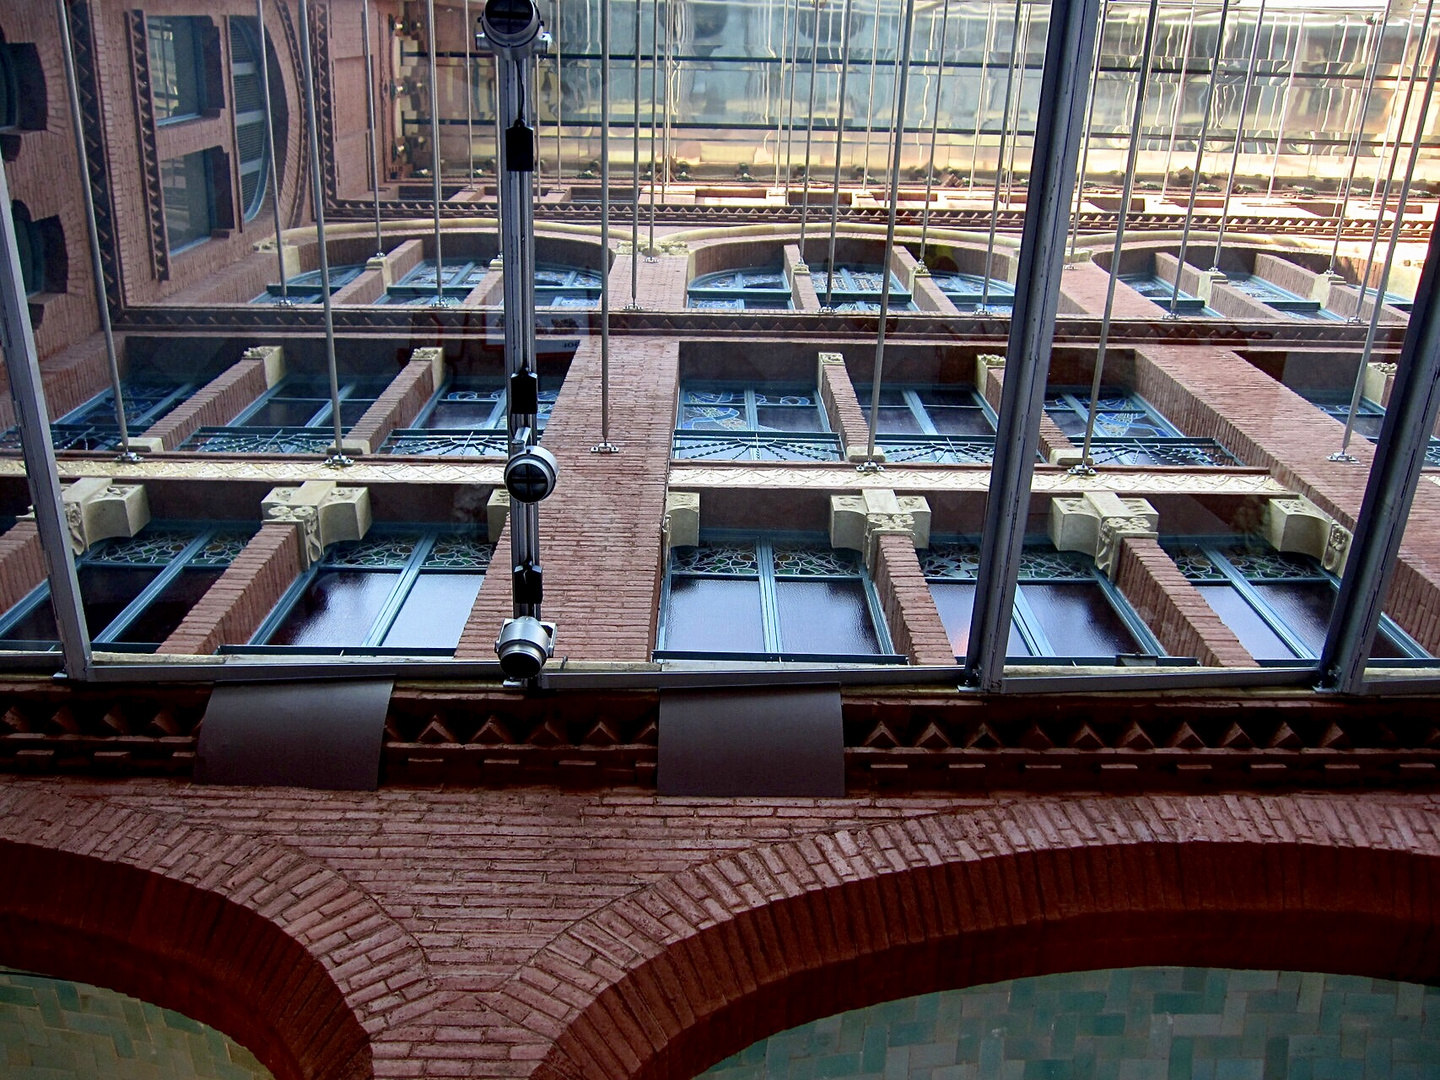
[595,0,617,451]
[1264,11,1300,202]
[361,0,384,256]
[1326,0,1392,273]
[964,0,1102,692]
[465,0,475,181]
[647,0,660,255]
[1158,0,1199,204]
[968,0,999,188]
[1168,0,1233,317]
[296,0,348,467]
[824,0,857,309]
[1369,14,1419,211]
[783,0,804,192]
[55,0,134,462]
[427,0,445,305]
[662,0,674,184]
[861,0,884,187]
[797,0,823,267]
[1210,0,1267,270]
[980,0,1025,310]
[0,153,92,679]
[1334,12,1436,462]
[1065,0,1106,260]
[1078,0,1162,471]
[259,0,295,294]
[553,0,562,178]
[629,0,642,304]
[917,0,952,267]
[1320,206,1440,694]
[861,0,919,465]
[773,0,796,188]
[1002,0,1032,209]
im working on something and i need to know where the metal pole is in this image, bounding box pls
[297,0,348,467]
[861,0,919,465]
[427,0,446,305]
[55,0,134,462]
[1319,205,1440,694]
[1264,10,1300,202]
[662,0,674,184]
[1167,0,1233,317]
[1210,0,1267,270]
[257,0,295,296]
[647,0,660,256]
[1333,10,1435,463]
[861,0,884,187]
[0,152,93,679]
[361,0,384,256]
[980,0,1025,310]
[965,0,1102,692]
[1369,13,1419,210]
[629,0,642,304]
[783,0,804,191]
[594,0,618,453]
[1326,0,1392,273]
[917,0,951,268]
[465,0,475,181]
[968,0,999,188]
[1077,0,1162,472]
[824,0,857,309]
[554,0,562,179]
[1002,0,1031,209]
[797,0,823,268]
[774,0,795,188]
[1065,0,1106,260]
[1159,0,1199,204]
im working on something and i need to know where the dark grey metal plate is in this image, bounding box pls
[195,679,392,790]
[658,685,844,797]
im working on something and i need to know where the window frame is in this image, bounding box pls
[672,382,843,462]
[1044,386,1242,467]
[687,265,793,311]
[1225,273,1344,321]
[656,532,902,664]
[815,263,915,312]
[148,16,209,125]
[380,259,489,305]
[857,384,1002,465]
[160,149,218,253]
[381,376,559,457]
[930,271,1016,313]
[182,373,389,454]
[228,16,271,223]
[1302,391,1440,469]
[242,527,494,655]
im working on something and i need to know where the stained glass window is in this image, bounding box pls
[687,264,793,310]
[674,384,841,462]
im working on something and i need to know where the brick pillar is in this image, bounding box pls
[1057,262,1165,317]
[348,348,445,453]
[0,521,45,615]
[871,533,955,665]
[786,245,820,309]
[157,524,304,655]
[457,337,680,661]
[614,248,690,310]
[976,355,1073,462]
[1111,536,1258,667]
[817,352,872,461]
[890,246,956,314]
[139,346,280,451]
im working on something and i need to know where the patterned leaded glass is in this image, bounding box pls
[920,544,1098,581]
[671,432,843,461]
[771,544,860,576]
[1218,545,1326,581]
[86,531,199,566]
[920,544,983,579]
[1167,545,1227,582]
[324,535,420,569]
[671,542,760,575]
[193,531,253,567]
[424,535,494,569]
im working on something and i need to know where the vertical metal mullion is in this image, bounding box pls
[0,171,91,676]
[1321,204,1440,693]
[904,389,940,436]
[93,532,213,645]
[248,560,323,645]
[1010,584,1048,656]
[963,0,1103,692]
[757,540,784,654]
[363,534,436,647]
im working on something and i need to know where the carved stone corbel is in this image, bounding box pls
[663,491,700,551]
[830,490,931,569]
[59,477,151,555]
[1263,494,1351,574]
[1049,491,1159,579]
[261,480,372,569]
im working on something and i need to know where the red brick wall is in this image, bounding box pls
[158,523,302,654]
[347,355,439,452]
[1112,535,1257,667]
[142,354,272,450]
[0,522,46,616]
[819,358,869,453]
[871,533,954,665]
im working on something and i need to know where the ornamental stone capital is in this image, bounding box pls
[261,480,372,568]
[242,344,286,388]
[830,490,931,569]
[1264,494,1351,575]
[1049,491,1159,579]
[663,491,700,551]
[58,477,150,555]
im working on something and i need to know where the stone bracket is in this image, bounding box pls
[411,346,447,393]
[975,353,1005,391]
[1194,268,1228,303]
[262,480,372,569]
[1363,362,1396,405]
[830,490,931,570]
[59,477,151,555]
[487,489,510,543]
[663,491,700,551]
[243,344,287,388]
[1264,495,1352,575]
[1050,491,1159,579]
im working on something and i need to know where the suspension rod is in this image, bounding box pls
[260,0,295,294]
[427,0,445,306]
[980,0,1026,310]
[361,0,384,256]
[825,0,857,309]
[1326,0,1392,272]
[1066,0,1106,260]
[797,0,823,266]
[917,0,952,267]
[1210,0,1268,270]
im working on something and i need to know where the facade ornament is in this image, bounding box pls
[830,490,931,569]
[1263,494,1351,574]
[261,480,372,569]
[58,477,151,554]
[663,492,700,551]
[1049,491,1159,579]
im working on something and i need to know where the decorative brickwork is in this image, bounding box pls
[0,522,46,616]
[158,523,303,655]
[141,356,274,451]
[817,354,870,455]
[124,9,170,282]
[347,354,441,453]
[870,532,954,665]
[1111,535,1257,667]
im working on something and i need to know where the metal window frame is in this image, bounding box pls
[686,265,794,310]
[159,148,219,253]
[656,532,900,663]
[227,15,270,222]
[229,374,369,429]
[148,15,208,125]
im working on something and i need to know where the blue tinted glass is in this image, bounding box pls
[382,573,484,650]
[268,571,398,647]
[1197,584,1298,661]
[774,579,878,655]
[664,577,764,653]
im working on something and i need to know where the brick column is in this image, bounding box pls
[157,524,303,655]
[614,248,689,310]
[976,355,1073,462]
[817,352,873,461]
[1111,536,1258,667]
[347,348,445,454]
[1057,262,1165,317]
[138,346,281,451]
[891,246,956,314]
[871,532,955,664]
[786,245,820,309]
[0,521,45,615]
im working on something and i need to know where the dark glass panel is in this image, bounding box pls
[382,573,485,649]
[1197,585,1298,661]
[754,405,824,432]
[774,580,879,655]
[247,399,323,427]
[77,567,161,637]
[929,582,1028,656]
[159,150,213,250]
[0,595,57,642]
[872,406,924,434]
[664,577,764,653]
[1019,583,1142,656]
[268,571,398,647]
[928,408,994,436]
[429,400,500,428]
[339,400,374,425]
[114,569,222,644]
[1253,581,1336,657]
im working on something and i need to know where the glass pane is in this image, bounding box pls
[76,567,160,637]
[928,582,1031,658]
[113,569,222,644]
[0,594,58,643]
[382,573,485,650]
[268,571,399,647]
[1197,585,1299,662]
[664,577,764,654]
[159,150,213,250]
[1252,581,1337,657]
[873,406,924,435]
[429,400,500,428]
[247,400,322,427]
[774,580,879,656]
[754,405,823,432]
[1019,583,1142,657]
[928,408,994,436]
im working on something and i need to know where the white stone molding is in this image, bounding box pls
[1049,491,1159,578]
[59,477,151,555]
[830,490,931,569]
[663,491,700,551]
[261,480,372,569]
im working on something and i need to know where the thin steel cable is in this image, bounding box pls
[774,0,796,187]
[597,0,615,449]
[427,0,445,306]
[1066,0,1107,260]
[1210,0,1268,270]
[861,0,884,187]
[980,0,1025,310]
[917,0,952,268]
[797,0,823,264]
[647,0,660,254]
[1002,0,1031,209]
[1326,0,1393,272]
[968,0,999,188]
[360,0,384,256]
[260,0,293,295]
[1369,13,1419,210]
[465,0,474,181]
[1264,11,1300,202]
[824,0,857,309]
[783,0,804,191]
[630,0,642,305]
[1159,0,1199,204]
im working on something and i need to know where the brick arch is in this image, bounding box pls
[0,789,438,1080]
[502,795,1440,1080]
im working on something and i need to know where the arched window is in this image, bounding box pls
[687,265,792,310]
[11,200,43,296]
[0,41,17,130]
[228,17,272,222]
